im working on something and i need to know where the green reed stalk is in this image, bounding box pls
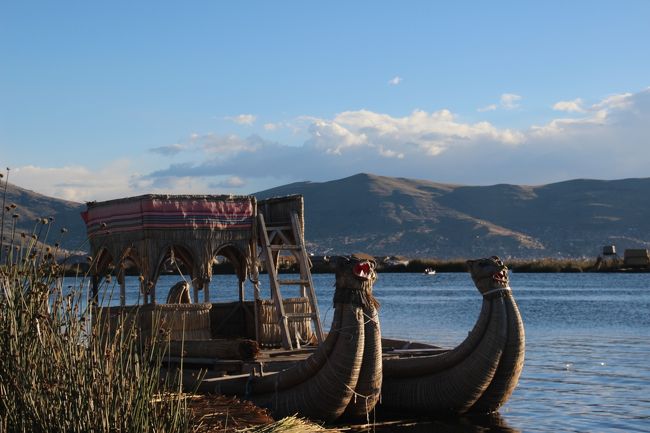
[0,209,190,432]
[0,167,8,264]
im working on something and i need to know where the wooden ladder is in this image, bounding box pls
[258,211,324,350]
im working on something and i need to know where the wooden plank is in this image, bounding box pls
[285,312,315,319]
[265,225,292,231]
[267,347,318,357]
[167,338,259,360]
[277,279,309,285]
[269,245,301,251]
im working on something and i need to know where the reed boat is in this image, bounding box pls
[188,253,382,421]
[380,256,525,416]
[83,194,381,422]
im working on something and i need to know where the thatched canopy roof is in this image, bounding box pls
[82,194,257,290]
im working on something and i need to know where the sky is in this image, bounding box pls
[1,1,649,202]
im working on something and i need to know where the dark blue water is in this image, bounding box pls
[103,272,650,432]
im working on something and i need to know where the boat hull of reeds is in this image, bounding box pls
[380,256,525,416]
[202,254,383,423]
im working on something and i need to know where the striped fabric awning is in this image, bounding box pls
[82,195,254,238]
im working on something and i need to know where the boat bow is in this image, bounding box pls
[381,256,524,415]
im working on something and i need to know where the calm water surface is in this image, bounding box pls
[108,271,650,432]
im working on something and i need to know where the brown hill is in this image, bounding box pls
[3,173,650,259]
[0,182,87,252]
[255,173,650,258]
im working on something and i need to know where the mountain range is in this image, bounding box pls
[3,173,650,259]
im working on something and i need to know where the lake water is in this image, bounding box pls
[106,271,650,432]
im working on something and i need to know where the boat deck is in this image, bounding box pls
[171,337,450,382]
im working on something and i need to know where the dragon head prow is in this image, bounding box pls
[335,253,377,287]
[333,253,380,309]
[467,256,510,295]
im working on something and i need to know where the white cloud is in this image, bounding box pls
[530,109,608,137]
[592,92,633,111]
[209,176,246,189]
[533,91,641,138]
[199,133,264,155]
[149,143,187,155]
[388,76,403,86]
[307,108,524,157]
[500,93,522,110]
[264,123,279,131]
[11,160,138,202]
[143,88,650,187]
[225,114,257,125]
[308,118,368,155]
[142,105,531,188]
[477,104,497,112]
[553,98,585,113]
[148,133,265,158]
[10,159,238,202]
[378,147,404,159]
[519,89,650,182]
[130,175,212,195]
[16,88,650,202]
[478,93,522,111]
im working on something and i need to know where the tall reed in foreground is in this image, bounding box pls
[0,205,189,432]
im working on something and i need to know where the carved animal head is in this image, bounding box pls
[466,256,509,294]
[335,253,377,288]
[334,253,379,309]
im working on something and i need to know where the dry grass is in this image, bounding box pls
[237,416,342,433]
[187,394,273,432]
[0,237,190,432]
[0,179,190,432]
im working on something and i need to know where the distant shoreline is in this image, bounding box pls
[247,257,650,274]
[57,256,650,277]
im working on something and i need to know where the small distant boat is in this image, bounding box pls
[423,268,436,275]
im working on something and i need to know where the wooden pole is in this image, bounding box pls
[193,282,200,303]
[150,279,156,305]
[140,279,148,304]
[118,272,126,307]
[204,279,210,303]
[239,279,245,302]
[91,275,100,306]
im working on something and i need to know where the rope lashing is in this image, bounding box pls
[482,286,512,299]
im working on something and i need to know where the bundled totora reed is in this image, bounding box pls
[380,256,525,416]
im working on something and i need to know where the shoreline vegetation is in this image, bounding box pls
[51,256,650,277]
[0,220,190,431]
[210,257,648,275]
